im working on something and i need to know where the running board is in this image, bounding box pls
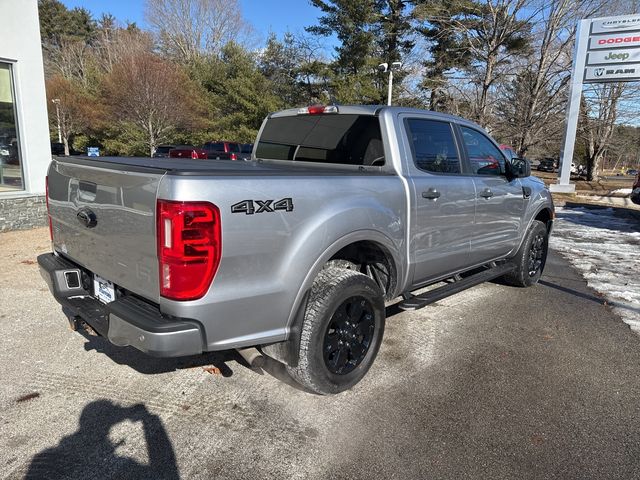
[398,264,516,311]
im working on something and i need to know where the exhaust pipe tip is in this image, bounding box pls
[237,347,265,369]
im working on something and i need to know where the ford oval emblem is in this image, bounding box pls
[77,207,98,228]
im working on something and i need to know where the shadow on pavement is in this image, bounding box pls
[78,325,312,392]
[562,202,640,230]
[24,400,179,480]
[540,279,640,315]
[258,355,315,393]
[78,328,238,376]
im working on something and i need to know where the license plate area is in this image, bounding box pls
[93,274,116,304]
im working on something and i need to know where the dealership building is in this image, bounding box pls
[0,0,51,231]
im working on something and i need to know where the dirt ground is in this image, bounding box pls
[533,170,636,194]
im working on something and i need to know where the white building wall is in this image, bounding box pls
[1,0,51,196]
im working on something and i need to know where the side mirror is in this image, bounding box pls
[507,157,531,179]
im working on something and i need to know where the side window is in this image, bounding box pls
[460,127,506,176]
[405,119,460,174]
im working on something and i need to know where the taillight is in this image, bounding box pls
[190,150,198,159]
[45,176,52,241]
[230,153,237,161]
[157,200,222,301]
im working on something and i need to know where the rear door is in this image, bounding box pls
[457,125,524,264]
[47,159,164,302]
[401,116,477,286]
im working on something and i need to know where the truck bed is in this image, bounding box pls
[55,156,394,177]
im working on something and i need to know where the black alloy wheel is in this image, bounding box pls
[323,296,375,375]
[528,232,546,277]
[287,267,385,394]
[502,219,549,288]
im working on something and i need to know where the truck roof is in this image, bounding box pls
[270,105,484,131]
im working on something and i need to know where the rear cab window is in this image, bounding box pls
[404,119,461,174]
[255,114,384,166]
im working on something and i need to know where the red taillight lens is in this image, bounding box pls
[190,150,198,159]
[307,105,325,115]
[45,176,53,241]
[157,200,222,301]
[230,153,237,161]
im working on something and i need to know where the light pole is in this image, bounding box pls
[378,61,402,106]
[51,98,62,143]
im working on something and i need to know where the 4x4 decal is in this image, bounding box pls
[231,198,294,215]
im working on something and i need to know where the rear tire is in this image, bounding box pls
[287,267,385,395]
[503,220,549,287]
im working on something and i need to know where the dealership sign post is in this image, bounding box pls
[551,14,640,193]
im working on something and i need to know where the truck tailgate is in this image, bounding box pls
[47,159,163,302]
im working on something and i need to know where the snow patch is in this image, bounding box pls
[550,206,640,333]
[612,188,632,195]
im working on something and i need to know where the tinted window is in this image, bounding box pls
[156,146,172,154]
[241,143,253,153]
[460,127,506,176]
[204,142,224,152]
[227,143,240,153]
[256,114,384,166]
[405,119,460,174]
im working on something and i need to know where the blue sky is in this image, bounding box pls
[61,0,324,40]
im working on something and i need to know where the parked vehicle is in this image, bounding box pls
[499,144,517,161]
[169,145,207,159]
[153,145,175,158]
[240,143,253,160]
[632,172,640,205]
[537,158,556,172]
[50,142,65,156]
[203,141,242,161]
[627,169,639,176]
[39,105,554,394]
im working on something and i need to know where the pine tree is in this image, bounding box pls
[307,0,414,104]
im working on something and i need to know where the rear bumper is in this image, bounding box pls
[37,253,204,357]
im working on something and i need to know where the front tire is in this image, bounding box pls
[503,220,549,287]
[288,267,385,395]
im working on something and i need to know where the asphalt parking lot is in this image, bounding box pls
[2,227,640,480]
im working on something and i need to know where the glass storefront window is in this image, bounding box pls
[0,63,23,191]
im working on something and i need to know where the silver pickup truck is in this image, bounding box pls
[38,105,554,394]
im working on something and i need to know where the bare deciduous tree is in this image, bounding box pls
[102,53,202,156]
[579,83,626,180]
[495,0,606,157]
[45,38,93,88]
[94,23,155,74]
[45,76,94,155]
[145,0,247,62]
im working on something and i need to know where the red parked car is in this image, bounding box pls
[168,145,208,159]
[499,144,517,160]
[203,141,242,161]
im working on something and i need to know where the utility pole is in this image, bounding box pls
[51,98,62,143]
[378,62,403,106]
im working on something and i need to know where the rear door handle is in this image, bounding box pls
[422,189,441,199]
[479,188,494,199]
